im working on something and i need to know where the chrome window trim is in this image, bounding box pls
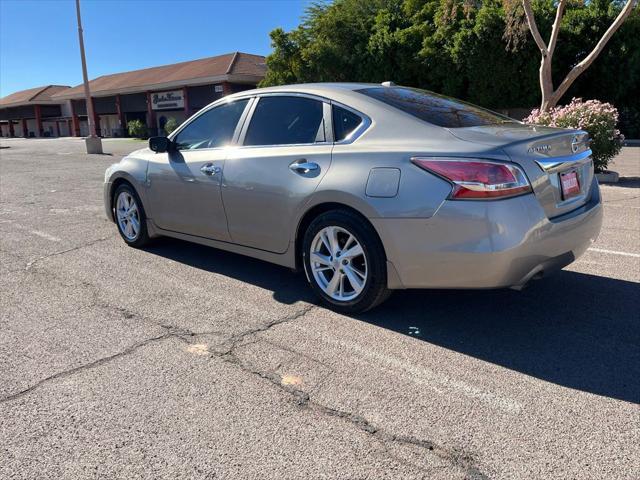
[232,142,333,151]
[236,93,333,148]
[166,91,371,150]
[329,100,371,145]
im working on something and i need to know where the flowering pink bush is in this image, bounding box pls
[524,98,624,172]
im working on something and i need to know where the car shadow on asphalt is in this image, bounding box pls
[604,176,640,189]
[145,237,640,404]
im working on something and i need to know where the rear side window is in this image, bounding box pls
[244,96,325,146]
[174,99,249,150]
[333,105,362,141]
[357,87,515,128]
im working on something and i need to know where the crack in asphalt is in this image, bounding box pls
[209,305,490,480]
[24,234,116,270]
[7,238,489,477]
[220,304,317,357]
[258,337,336,372]
[220,358,489,479]
[0,327,181,404]
[87,292,230,340]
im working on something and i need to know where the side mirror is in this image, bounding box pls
[149,136,173,153]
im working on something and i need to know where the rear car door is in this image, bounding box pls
[222,94,332,253]
[146,99,250,240]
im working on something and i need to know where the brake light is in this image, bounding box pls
[411,157,532,199]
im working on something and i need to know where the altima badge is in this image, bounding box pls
[528,144,551,153]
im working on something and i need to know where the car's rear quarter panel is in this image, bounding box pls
[370,181,602,289]
[306,94,515,222]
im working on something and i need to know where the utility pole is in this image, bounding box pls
[75,0,102,153]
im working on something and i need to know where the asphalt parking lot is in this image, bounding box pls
[1,137,638,479]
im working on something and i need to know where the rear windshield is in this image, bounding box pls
[357,87,516,128]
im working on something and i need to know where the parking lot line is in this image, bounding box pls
[29,230,62,242]
[604,203,640,209]
[588,247,640,258]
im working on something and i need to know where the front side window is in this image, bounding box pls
[333,105,362,141]
[173,99,249,150]
[244,96,325,146]
[357,87,516,128]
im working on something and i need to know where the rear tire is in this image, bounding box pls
[302,210,390,313]
[113,183,150,248]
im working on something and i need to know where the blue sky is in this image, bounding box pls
[0,0,314,96]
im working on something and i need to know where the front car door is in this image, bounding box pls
[146,98,250,241]
[222,94,333,253]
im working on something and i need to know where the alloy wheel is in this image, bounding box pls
[309,226,368,302]
[116,191,141,241]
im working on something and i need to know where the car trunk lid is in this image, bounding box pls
[448,123,594,218]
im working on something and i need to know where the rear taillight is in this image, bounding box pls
[411,157,532,199]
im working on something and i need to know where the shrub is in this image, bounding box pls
[164,117,179,135]
[127,119,147,139]
[524,98,624,172]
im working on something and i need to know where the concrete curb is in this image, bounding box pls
[596,171,620,183]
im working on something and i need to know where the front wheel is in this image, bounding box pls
[113,184,150,248]
[302,210,390,313]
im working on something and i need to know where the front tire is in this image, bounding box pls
[113,183,150,248]
[302,210,390,313]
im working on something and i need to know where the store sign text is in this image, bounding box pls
[151,90,184,110]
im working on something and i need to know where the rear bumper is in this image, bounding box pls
[372,178,603,289]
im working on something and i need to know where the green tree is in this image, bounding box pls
[508,0,637,111]
[261,0,540,108]
[556,1,640,133]
[261,0,639,132]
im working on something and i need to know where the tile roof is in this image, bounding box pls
[0,85,70,107]
[53,52,266,99]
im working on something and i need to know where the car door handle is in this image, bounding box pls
[200,164,221,175]
[289,161,319,175]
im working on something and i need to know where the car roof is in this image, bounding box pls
[228,82,384,100]
[221,82,446,139]
[226,82,409,122]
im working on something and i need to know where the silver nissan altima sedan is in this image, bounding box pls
[104,83,603,312]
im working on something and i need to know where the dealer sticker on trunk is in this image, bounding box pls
[560,170,581,199]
